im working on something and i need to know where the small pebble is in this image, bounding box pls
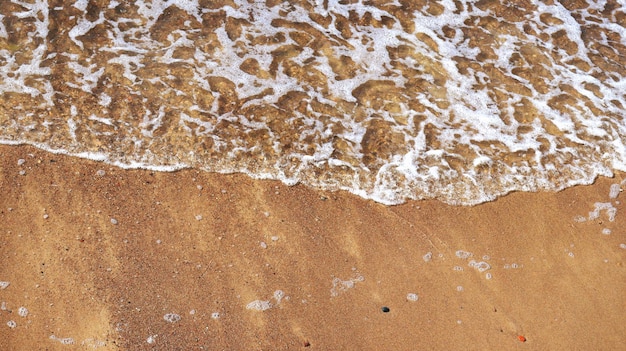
[43,214,49,219]
[110,218,118,225]
[381,306,390,313]
[407,293,418,302]
[17,159,25,166]
[96,170,106,177]
[7,320,16,328]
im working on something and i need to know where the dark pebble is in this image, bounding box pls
[381,306,390,313]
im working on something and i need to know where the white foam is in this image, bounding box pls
[0,13,7,38]
[455,250,473,259]
[468,260,491,273]
[330,273,364,297]
[245,300,272,311]
[0,281,9,289]
[17,306,28,317]
[163,313,181,323]
[50,335,75,345]
[246,289,286,311]
[589,202,617,222]
[609,183,620,199]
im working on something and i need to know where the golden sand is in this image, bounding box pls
[0,144,624,350]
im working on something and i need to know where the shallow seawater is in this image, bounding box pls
[0,0,624,205]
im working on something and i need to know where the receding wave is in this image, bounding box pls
[1,0,625,204]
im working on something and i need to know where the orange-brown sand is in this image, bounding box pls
[1,144,625,350]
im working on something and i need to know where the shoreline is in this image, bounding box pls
[0,141,620,207]
[1,143,625,350]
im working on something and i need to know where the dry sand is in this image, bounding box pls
[0,144,624,350]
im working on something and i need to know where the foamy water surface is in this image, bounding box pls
[1,0,625,204]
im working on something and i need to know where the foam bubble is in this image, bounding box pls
[455,250,473,259]
[0,281,9,290]
[7,320,16,328]
[17,306,28,317]
[246,300,272,311]
[468,260,491,272]
[50,335,75,345]
[422,252,433,262]
[406,293,418,302]
[273,290,284,304]
[609,184,620,199]
[163,313,181,323]
[330,273,364,297]
[589,203,617,222]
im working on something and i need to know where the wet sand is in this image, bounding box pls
[1,144,624,350]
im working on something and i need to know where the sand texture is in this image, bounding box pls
[1,144,625,350]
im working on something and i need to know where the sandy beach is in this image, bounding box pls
[0,143,624,350]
